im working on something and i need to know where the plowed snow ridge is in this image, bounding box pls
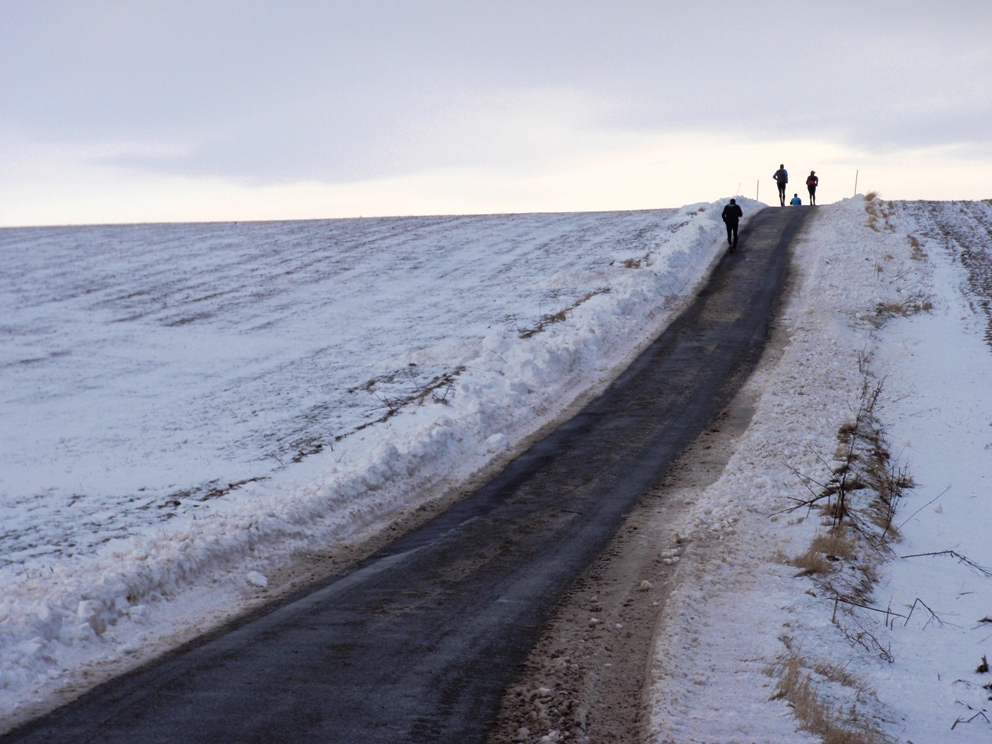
[0,201,754,724]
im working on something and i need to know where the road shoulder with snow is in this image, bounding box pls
[647,198,992,744]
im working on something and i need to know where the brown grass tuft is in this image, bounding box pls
[838,420,857,436]
[906,235,927,261]
[875,297,933,321]
[771,654,888,744]
[792,530,856,576]
[814,660,874,695]
[810,531,857,562]
[821,499,849,522]
[792,548,835,577]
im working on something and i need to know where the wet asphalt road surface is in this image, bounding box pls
[2,206,811,744]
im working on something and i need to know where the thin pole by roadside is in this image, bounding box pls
[854,169,859,196]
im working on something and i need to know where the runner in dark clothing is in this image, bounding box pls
[806,171,819,205]
[721,198,743,251]
[773,164,788,207]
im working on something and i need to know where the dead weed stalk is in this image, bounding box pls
[784,361,913,613]
[786,359,914,550]
[770,361,917,739]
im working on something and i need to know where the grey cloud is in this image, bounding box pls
[3,0,991,184]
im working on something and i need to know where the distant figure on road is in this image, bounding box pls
[806,171,819,205]
[790,194,802,206]
[721,198,743,251]
[773,164,788,207]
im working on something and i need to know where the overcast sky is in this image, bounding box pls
[2,1,991,226]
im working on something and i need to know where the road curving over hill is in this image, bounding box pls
[1,206,812,744]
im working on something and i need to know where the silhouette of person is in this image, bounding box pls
[790,194,802,206]
[773,164,788,207]
[806,171,819,205]
[721,198,743,251]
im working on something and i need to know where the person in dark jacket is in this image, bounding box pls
[773,164,788,206]
[721,198,743,251]
[806,171,819,205]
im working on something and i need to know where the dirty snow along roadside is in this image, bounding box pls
[0,201,753,727]
[648,197,992,743]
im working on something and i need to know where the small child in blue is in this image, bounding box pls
[790,194,802,206]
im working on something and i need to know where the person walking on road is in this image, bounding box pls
[721,198,743,251]
[790,193,802,206]
[806,170,819,205]
[773,164,788,206]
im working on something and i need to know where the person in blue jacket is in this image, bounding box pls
[721,198,743,251]
[790,193,802,206]
[773,164,788,206]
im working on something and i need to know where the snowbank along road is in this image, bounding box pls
[0,206,811,743]
[0,203,746,724]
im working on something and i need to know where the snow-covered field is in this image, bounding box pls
[0,202,745,726]
[4,196,992,740]
[648,197,992,743]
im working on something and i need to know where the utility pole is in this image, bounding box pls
[854,170,859,196]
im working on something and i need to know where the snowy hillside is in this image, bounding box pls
[0,202,745,725]
[1,209,719,564]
